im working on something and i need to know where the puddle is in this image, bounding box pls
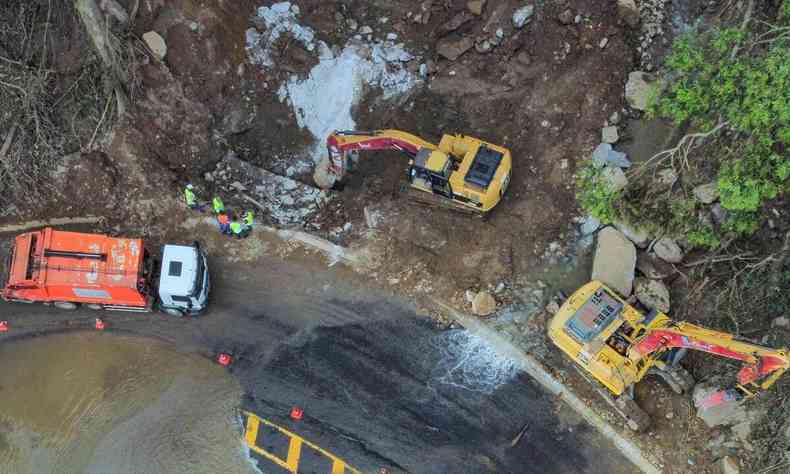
[0,332,253,474]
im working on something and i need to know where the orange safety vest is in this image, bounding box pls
[218,214,229,225]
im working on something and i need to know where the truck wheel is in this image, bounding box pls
[86,304,103,310]
[163,308,185,318]
[53,301,78,310]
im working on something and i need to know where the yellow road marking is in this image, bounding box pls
[286,436,303,471]
[242,410,362,474]
[245,414,259,447]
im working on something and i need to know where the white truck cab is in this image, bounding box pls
[157,243,210,317]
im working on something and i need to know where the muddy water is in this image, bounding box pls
[0,332,253,474]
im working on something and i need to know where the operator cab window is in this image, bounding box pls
[565,288,623,343]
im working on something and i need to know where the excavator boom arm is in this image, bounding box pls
[632,324,790,386]
[327,129,437,156]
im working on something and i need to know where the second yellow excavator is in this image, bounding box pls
[549,281,790,431]
[322,129,512,215]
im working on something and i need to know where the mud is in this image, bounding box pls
[0,332,249,474]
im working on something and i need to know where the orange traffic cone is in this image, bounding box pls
[0,321,8,332]
[217,353,233,366]
[290,407,303,421]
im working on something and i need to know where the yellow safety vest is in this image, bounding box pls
[184,188,196,205]
[230,222,243,234]
[212,197,225,213]
[244,211,254,226]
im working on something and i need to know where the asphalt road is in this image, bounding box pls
[0,253,637,474]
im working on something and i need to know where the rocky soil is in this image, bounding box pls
[2,1,788,473]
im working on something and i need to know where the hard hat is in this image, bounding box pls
[186,184,194,189]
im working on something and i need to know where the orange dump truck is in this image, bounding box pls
[1,227,210,316]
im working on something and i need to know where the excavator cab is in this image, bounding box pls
[409,148,454,198]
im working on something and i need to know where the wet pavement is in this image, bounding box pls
[0,332,249,474]
[0,254,639,474]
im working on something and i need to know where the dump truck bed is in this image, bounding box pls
[2,228,149,307]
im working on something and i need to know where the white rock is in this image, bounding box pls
[600,166,628,192]
[143,31,167,59]
[720,456,739,474]
[625,71,656,111]
[592,227,637,296]
[599,37,609,49]
[313,155,337,189]
[359,26,373,34]
[580,215,601,235]
[657,168,678,187]
[634,277,670,312]
[617,0,640,27]
[772,316,790,328]
[602,126,619,144]
[386,33,398,40]
[615,221,649,247]
[693,182,719,204]
[592,143,631,168]
[465,289,477,303]
[512,4,535,29]
[653,237,684,264]
[472,291,497,316]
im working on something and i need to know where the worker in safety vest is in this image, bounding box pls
[217,213,231,235]
[229,218,244,239]
[184,184,204,211]
[243,210,254,230]
[212,196,225,214]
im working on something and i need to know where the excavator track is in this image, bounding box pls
[398,183,485,218]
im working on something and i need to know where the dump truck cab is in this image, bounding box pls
[1,228,210,316]
[157,243,210,317]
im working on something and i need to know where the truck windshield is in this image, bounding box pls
[190,250,205,297]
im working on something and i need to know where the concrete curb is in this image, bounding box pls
[434,299,663,474]
[0,216,104,234]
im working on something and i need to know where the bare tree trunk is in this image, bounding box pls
[73,0,129,116]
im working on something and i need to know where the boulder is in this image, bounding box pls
[711,203,727,226]
[592,227,637,296]
[693,182,719,204]
[437,36,475,61]
[720,456,740,474]
[602,126,619,144]
[600,166,628,192]
[772,316,790,328]
[636,251,675,279]
[617,0,640,27]
[656,168,678,187]
[467,0,486,16]
[472,291,497,316]
[625,71,656,111]
[313,155,337,189]
[557,8,574,25]
[653,237,684,263]
[634,277,670,312]
[512,4,535,28]
[592,143,631,168]
[441,12,473,33]
[693,383,762,444]
[143,31,167,59]
[614,221,649,247]
[580,215,601,235]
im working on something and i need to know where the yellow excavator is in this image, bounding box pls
[549,281,790,431]
[323,129,512,215]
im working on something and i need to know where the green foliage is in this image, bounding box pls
[687,226,722,249]
[589,20,790,249]
[576,163,620,224]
